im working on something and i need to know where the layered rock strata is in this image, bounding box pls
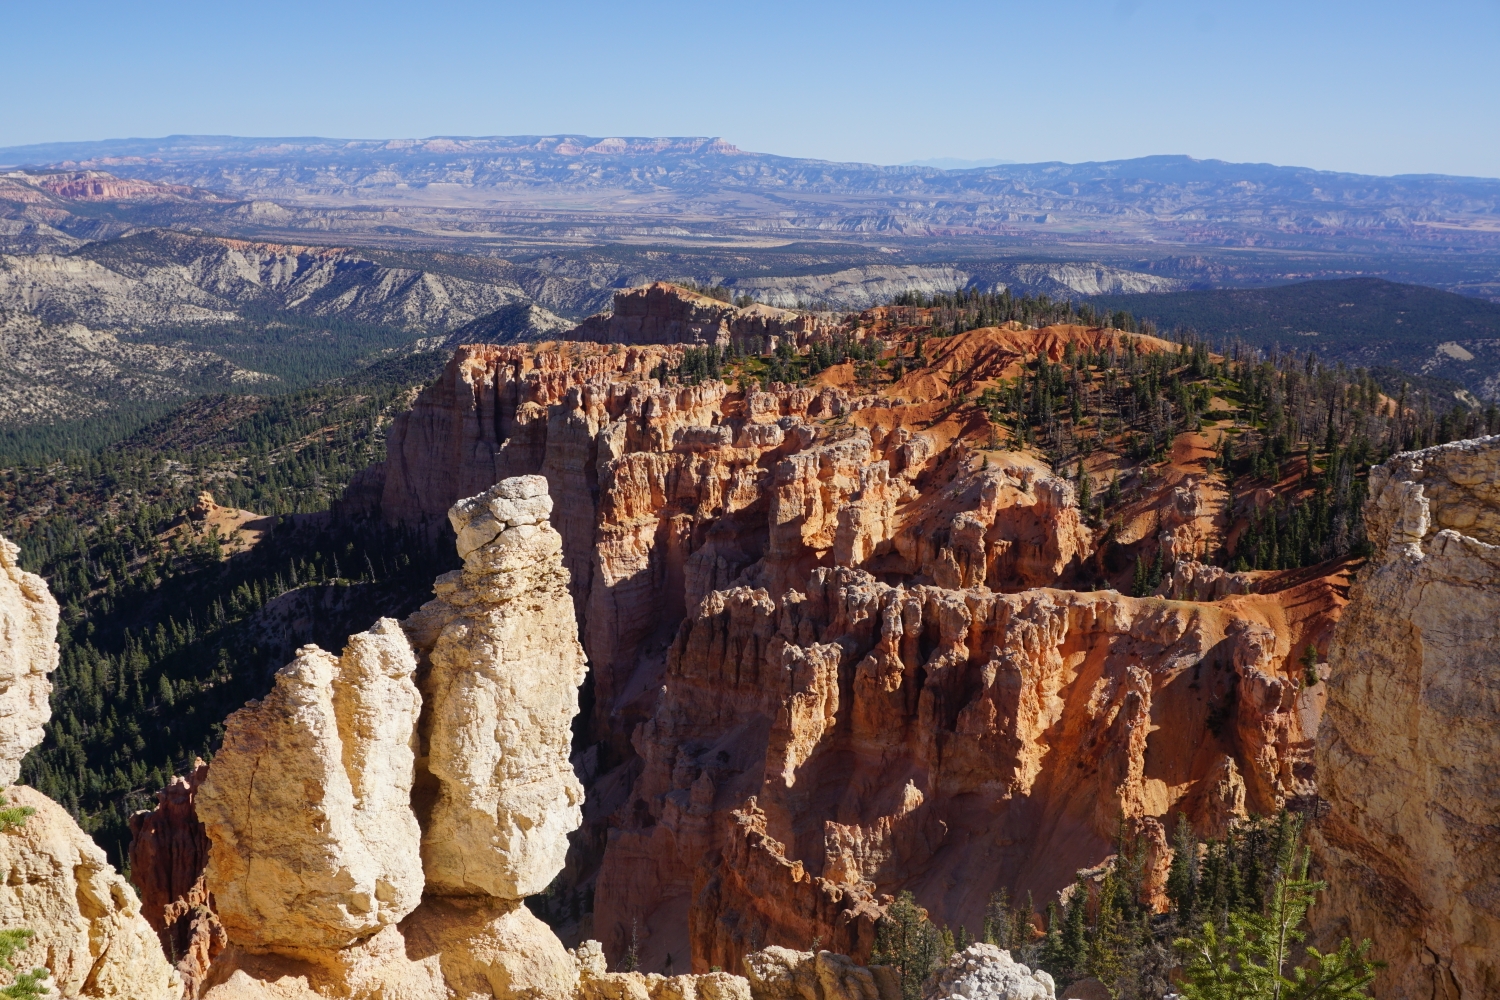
[369,342,1094,761]
[0,533,181,998]
[336,333,1345,976]
[601,566,1321,974]
[569,283,820,351]
[1310,436,1500,1000]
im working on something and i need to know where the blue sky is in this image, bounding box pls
[5,0,1497,177]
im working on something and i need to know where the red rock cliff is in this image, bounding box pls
[324,321,1342,978]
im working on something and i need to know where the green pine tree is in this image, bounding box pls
[1174,849,1379,1000]
[0,929,48,999]
[871,891,942,1000]
[1056,876,1089,982]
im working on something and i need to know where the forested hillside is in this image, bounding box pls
[1091,278,1500,398]
[0,367,454,867]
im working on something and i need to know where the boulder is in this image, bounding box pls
[922,944,1055,1000]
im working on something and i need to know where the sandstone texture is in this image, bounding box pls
[0,786,182,998]
[742,946,891,1000]
[923,944,1055,1000]
[403,476,588,899]
[0,531,181,998]
[192,479,730,1000]
[196,619,425,953]
[0,535,60,784]
[400,897,579,1000]
[610,569,1317,973]
[1310,436,1500,1000]
[570,283,821,351]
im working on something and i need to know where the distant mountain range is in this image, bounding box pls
[896,157,1017,169]
[2,135,1500,435]
[2,136,1498,300]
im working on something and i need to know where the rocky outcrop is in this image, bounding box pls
[1153,559,1255,601]
[743,946,892,1000]
[0,532,181,999]
[1310,436,1500,1000]
[600,566,1319,974]
[402,476,588,899]
[336,333,1345,978]
[128,761,225,997]
[739,943,1055,1000]
[370,343,1093,767]
[924,944,1055,1000]
[0,536,60,784]
[196,618,425,952]
[569,283,817,352]
[192,478,749,1000]
[0,786,183,998]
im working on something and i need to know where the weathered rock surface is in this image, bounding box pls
[193,480,652,1000]
[570,283,818,351]
[577,970,751,1000]
[335,332,1345,976]
[128,759,225,997]
[1310,436,1500,1000]
[0,535,60,784]
[923,944,1055,1000]
[0,531,180,998]
[403,475,588,899]
[743,946,890,1000]
[0,786,182,998]
[196,618,425,952]
[603,566,1322,974]
[400,897,579,1000]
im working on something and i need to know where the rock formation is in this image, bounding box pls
[195,618,426,953]
[403,476,587,899]
[742,946,892,1000]
[0,786,183,998]
[326,329,1345,976]
[188,477,749,1000]
[0,537,60,784]
[569,283,820,352]
[128,761,226,997]
[924,944,1055,1000]
[604,565,1321,973]
[1310,436,1500,1000]
[0,532,181,998]
[190,480,577,997]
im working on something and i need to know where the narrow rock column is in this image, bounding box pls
[399,474,589,1000]
[404,475,588,898]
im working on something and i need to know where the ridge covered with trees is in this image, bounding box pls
[1,375,453,867]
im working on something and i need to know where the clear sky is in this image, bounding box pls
[5,0,1497,177]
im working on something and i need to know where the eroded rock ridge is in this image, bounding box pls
[1311,437,1500,1000]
